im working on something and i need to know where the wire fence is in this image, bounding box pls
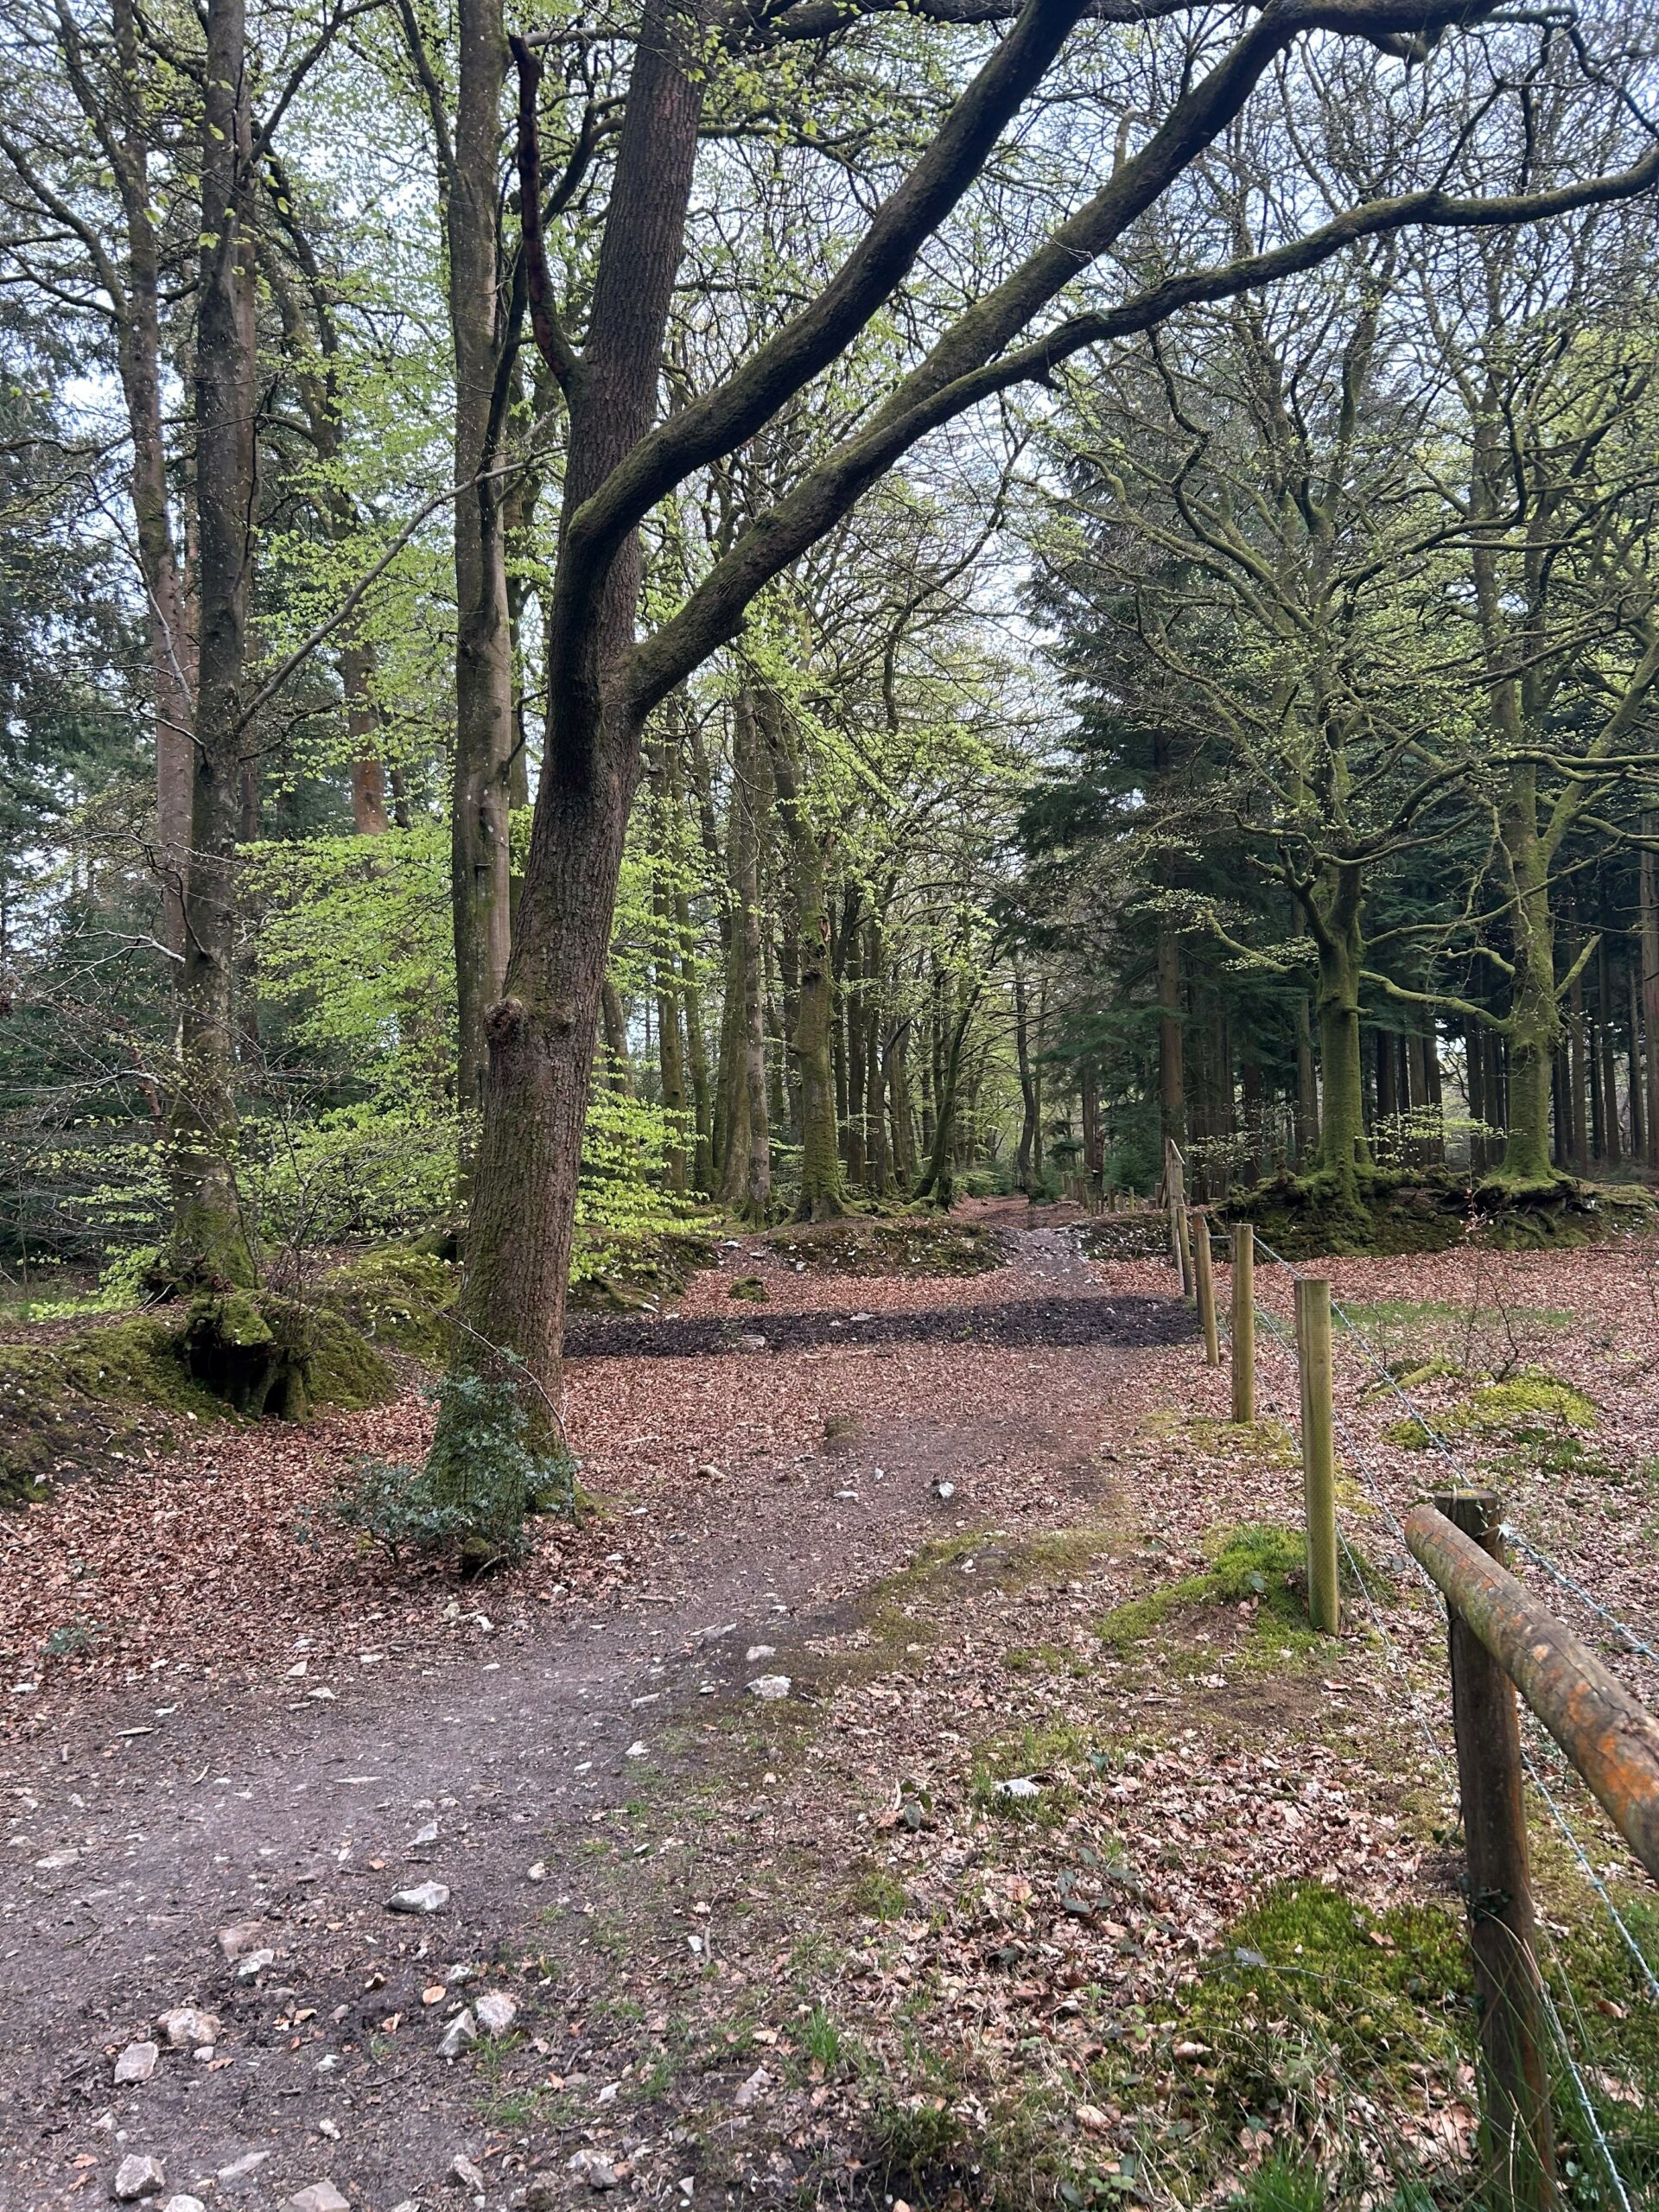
[1204,1224,1659,2208]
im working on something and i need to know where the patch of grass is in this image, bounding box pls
[850,1866,911,1923]
[971,1717,1098,1820]
[1096,1522,1344,1662]
[1225,2153,1329,2211]
[799,2004,842,2069]
[1148,1881,1474,2198]
[1386,1367,1598,1469]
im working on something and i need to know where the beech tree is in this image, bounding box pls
[432,0,1659,1514]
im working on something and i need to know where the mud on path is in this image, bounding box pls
[0,1215,1198,2212]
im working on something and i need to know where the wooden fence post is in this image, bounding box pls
[1294,1275,1340,1634]
[1174,1202,1193,1298]
[1164,1138,1188,1287]
[1230,1223,1255,1423]
[1434,1489,1557,2212]
[1192,1213,1219,1364]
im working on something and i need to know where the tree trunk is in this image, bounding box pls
[1465,1019,1487,1171]
[1597,934,1619,1168]
[761,697,843,1220]
[1156,923,1185,1145]
[601,979,633,1096]
[912,983,977,1208]
[1294,994,1319,1166]
[1643,818,1659,1171]
[887,1020,917,1187]
[1499,784,1560,1185]
[844,912,867,1188]
[1014,965,1038,1192]
[1567,926,1589,1175]
[863,919,890,1194]
[167,0,257,1290]
[448,0,516,1122]
[719,692,769,1222]
[1307,865,1369,1208]
[1627,947,1646,1164]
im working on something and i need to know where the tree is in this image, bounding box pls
[439,0,1659,1507]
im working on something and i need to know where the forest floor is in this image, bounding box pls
[2,1201,1658,2212]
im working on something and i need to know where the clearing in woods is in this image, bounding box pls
[3,1205,1658,2211]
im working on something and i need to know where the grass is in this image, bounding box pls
[1095,1522,1355,1666]
[1385,1367,1602,1483]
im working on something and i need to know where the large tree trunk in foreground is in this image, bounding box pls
[433,0,708,1525]
[167,0,257,1288]
[448,0,516,1122]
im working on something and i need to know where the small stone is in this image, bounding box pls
[735,1333,766,1353]
[112,2156,166,2202]
[693,1463,723,1479]
[475,1990,518,2037]
[409,1820,440,1847]
[526,1859,548,1882]
[217,2152,270,2183]
[567,2150,619,2190]
[745,1644,775,1662]
[157,2007,219,2051]
[234,1948,275,1980]
[162,2198,208,2212]
[746,1675,791,1700]
[35,1846,79,1871]
[733,2064,771,2109]
[317,2118,340,2141]
[995,1777,1041,1801]
[216,1923,264,1961]
[385,1880,449,1915]
[450,2152,486,2191]
[283,2187,350,2212]
[437,2008,478,2058]
[935,1481,956,1500]
[114,2042,159,2086]
[625,1740,647,1758]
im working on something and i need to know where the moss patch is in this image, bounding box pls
[1096,1522,1322,1662]
[567,1227,718,1312]
[318,1246,459,1363]
[766,1211,1007,1277]
[1154,1883,1473,2194]
[1385,1367,1596,1459]
[1222,1166,1635,1262]
[0,1316,221,1503]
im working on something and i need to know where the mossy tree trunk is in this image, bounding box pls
[761,696,846,1222]
[1497,774,1560,1185]
[1301,861,1370,1211]
[913,981,977,1209]
[167,0,257,1294]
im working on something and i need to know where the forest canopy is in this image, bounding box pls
[3,0,1658,1548]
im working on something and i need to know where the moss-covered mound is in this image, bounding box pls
[0,1316,221,1503]
[766,1211,1007,1276]
[181,1290,395,1419]
[318,1246,460,1363]
[567,1227,719,1313]
[0,1291,397,1505]
[1222,1166,1650,1261]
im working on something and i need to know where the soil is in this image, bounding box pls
[5,1206,1656,2212]
[0,1208,1196,2212]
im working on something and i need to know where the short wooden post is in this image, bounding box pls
[1230,1223,1255,1423]
[1435,1489,1557,2212]
[1173,1201,1193,1298]
[1294,1275,1340,1634]
[1164,1138,1187,1286]
[1192,1212,1219,1364]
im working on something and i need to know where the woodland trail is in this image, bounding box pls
[0,1215,1197,2212]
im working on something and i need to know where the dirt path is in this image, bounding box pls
[0,1218,1195,2212]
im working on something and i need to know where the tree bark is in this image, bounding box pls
[445,0,516,1122]
[1643,818,1659,1171]
[1014,964,1038,1192]
[168,0,257,1289]
[1156,923,1185,1146]
[761,695,844,1220]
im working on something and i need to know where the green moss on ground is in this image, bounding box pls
[319,1246,460,1363]
[0,1288,397,1504]
[1096,1522,1333,1662]
[0,1316,221,1503]
[766,1211,1007,1276]
[1222,1166,1644,1262]
[1149,1882,1473,2197]
[1385,1367,1597,1466]
[567,1227,719,1312]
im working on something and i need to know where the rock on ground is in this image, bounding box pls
[113,2042,158,2085]
[385,1879,450,1915]
[112,2155,166,2201]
